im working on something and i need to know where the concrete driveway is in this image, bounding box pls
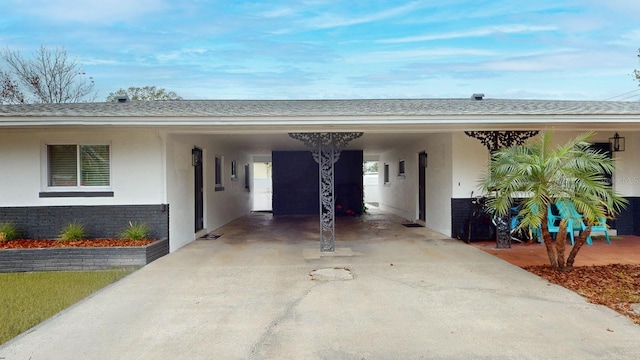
[2,210,639,359]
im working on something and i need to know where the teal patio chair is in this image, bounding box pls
[547,203,562,239]
[588,217,610,244]
[555,200,592,245]
[548,202,588,245]
[511,204,542,243]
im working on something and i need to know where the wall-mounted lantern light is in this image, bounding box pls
[192,148,202,166]
[609,132,625,152]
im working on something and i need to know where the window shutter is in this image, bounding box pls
[48,145,78,186]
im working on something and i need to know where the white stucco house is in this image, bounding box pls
[1,96,639,252]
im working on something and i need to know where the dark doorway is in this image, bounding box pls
[271,150,363,216]
[418,151,427,222]
[193,147,204,232]
[592,142,613,185]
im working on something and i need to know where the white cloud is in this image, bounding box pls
[346,48,496,64]
[609,29,640,47]
[304,1,421,30]
[586,0,640,15]
[260,7,296,18]
[378,24,558,44]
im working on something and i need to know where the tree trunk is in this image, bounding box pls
[566,227,592,268]
[555,221,568,270]
[540,214,559,270]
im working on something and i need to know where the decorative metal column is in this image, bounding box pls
[464,130,539,248]
[289,132,363,252]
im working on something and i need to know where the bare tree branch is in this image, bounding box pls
[1,45,96,104]
[1,70,25,104]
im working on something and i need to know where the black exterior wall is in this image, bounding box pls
[0,204,169,240]
[616,197,640,235]
[272,150,363,216]
[451,197,640,239]
[451,198,473,240]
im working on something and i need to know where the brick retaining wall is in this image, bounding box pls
[0,238,169,272]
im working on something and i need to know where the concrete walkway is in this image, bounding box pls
[2,210,640,359]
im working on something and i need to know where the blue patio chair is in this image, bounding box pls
[510,205,542,243]
[547,203,580,245]
[588,217,610,244]
[555,200,592,245]
[547,203,562,239]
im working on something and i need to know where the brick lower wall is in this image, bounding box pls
[451,198,472,240]
[0,238,169,273]
[0,204,169,240]
[615,197,639,235]
[452,197,640,237]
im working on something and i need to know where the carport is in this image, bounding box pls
[2,98,639,254]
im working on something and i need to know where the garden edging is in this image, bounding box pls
[0,238,169,272]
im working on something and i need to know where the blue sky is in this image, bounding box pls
[3,0,640,101]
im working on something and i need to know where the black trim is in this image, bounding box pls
[215,186,225,192]
[39,191,114,198]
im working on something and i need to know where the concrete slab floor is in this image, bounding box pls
[2,209,640,360]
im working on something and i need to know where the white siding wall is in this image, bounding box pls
[165,134,252,251]
[378,133,454,236]
[377,150,416,220]
[451,132,489,198]
[420,133,454,236]
[0,128,164,207]
[550,131,639,197]
[613,132,640,197]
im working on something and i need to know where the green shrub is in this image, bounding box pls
[0,222,20,241]
[120,221,150,240]
[58,222,86,242]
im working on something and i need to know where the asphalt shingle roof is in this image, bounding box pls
[2,98,640,118]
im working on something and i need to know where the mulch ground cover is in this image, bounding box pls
[524,264,640,325]
[0,239,155,249]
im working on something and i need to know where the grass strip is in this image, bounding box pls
[0,268,135,345]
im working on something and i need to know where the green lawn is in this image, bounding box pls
[0,269,136,345]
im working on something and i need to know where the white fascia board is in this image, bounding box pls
[1,114,639,129]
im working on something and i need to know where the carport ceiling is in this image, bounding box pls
[204,132,433,155]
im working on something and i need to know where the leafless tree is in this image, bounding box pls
[1,46,95,104]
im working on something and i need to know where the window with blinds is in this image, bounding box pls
[48,144,110,187]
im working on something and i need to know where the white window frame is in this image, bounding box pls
[43,142,112,191]
[383,163,390,185]
[215,154,225,191]
[397,159,406,178]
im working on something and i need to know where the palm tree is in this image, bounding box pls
[480,131,627,271]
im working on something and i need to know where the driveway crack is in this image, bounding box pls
[247,282,322,359]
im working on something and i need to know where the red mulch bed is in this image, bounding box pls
[0,239,155,249]
[525,264,640,324]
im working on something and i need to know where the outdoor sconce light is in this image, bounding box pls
[609,132,625,152]
[192,148,202,166]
